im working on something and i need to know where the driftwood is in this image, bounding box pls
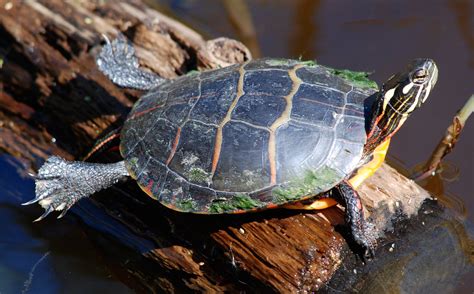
[0,0,430,292]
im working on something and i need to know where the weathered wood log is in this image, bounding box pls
[0,0,430,292]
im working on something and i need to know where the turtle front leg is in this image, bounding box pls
[23,156,129,221]
[334,180,377,259]
[96,34,166,90]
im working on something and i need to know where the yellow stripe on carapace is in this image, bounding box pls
[211,63,247,175]
[268,64,304,185]
[349,138,391,188]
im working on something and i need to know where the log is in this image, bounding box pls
[0,0,430,292]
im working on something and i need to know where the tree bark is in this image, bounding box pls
[0,0,430,292]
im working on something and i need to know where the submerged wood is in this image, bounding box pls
[0,0,430,292]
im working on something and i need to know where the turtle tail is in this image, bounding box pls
[23,156,129,221]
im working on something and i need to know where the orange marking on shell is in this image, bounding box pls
[268,64,304,185]
[129,104,164,120]
[264,203,279,210]
[165,127,182,165]
[145,179,154,194]
[211,63,247,175]
[211,129,223,174]
[231,209,249,214]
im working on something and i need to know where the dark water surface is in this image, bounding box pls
[1,0,472,292]
[0,155,132,293]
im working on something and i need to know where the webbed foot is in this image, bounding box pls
[23,156,129,221]
[96,34,165,90]
[351,220,377,260]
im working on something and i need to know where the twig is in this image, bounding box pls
[414,94,474,181]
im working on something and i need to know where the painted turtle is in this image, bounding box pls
[24,36,438,257]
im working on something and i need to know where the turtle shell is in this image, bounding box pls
[120,58,377,213]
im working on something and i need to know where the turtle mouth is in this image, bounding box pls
[418,59,438,104]
[429,62,439,88]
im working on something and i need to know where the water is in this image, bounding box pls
[1,0,473,292]
[0,155,131,293]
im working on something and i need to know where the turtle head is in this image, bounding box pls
[381,58,438,114]
[365,59,438,152]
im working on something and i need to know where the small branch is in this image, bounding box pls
[414,94,474,181]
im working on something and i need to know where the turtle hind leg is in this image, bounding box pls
[23,156,129,221]
[334,180,378,259]
[96,34,166,90]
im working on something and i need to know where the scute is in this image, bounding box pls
[168,120,216,185]
[275,121,336,183]
[120,58,376,214]
[212,121,271,192]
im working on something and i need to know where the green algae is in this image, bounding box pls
[328,68,378,89]
[299,60,317,67]
[209,194,263,213]
[273,167,340,203]
[187,167,211,183]
[176,199,197,211]
[265,58,317,67]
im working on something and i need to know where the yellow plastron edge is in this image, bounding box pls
[284,139,391,211]
[348,139,390,189]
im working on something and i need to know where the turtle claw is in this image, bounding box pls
[101,33,111,46]
[24,156,87,221]
[33,206,54,222]
[362,238,377,261]
[355,221,378,261]
[57,207,70,219]
[364,248,375,261]
[22,197,41,206]
[24,156,129,222]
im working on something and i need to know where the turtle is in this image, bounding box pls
[23,35,438,257]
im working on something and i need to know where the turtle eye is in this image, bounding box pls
[412,69,428,84]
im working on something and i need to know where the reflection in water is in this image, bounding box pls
[222,0,261,58]
[449,0,474,67]
[0,155,131,293]
[390,157,468,221]
[290,0,321,60]
[322,201,473,293]
[444,217,474,264]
